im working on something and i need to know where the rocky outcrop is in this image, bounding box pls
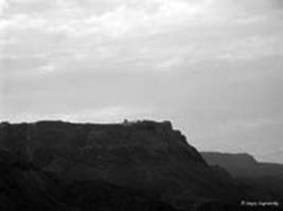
[0,120,239,210]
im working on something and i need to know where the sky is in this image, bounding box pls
[0,0,283,162]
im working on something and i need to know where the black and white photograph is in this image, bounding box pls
[0,0,283,210]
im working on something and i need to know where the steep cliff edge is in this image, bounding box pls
[0,120,239,210]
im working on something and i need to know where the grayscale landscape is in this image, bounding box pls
[0,0,283,210]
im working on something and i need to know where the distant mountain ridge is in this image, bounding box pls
[201,151,283,206]
[201,151,283,178]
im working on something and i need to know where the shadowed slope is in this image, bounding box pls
[0,120,239,210]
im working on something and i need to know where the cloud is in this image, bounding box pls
[1,106,155,123]
[50,0,211,38]
[216,118,283,133]
[0,0,8,15]
[1,0,281,43]
[156,57,184,70]
[215,35,283,61]
[0,0,245,37]
[37,64,56,75]
[61,106,154,123]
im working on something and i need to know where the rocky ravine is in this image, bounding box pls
[0,120,240,210]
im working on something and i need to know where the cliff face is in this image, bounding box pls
[0,121,239,210]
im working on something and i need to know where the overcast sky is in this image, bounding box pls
[1,0,283,162]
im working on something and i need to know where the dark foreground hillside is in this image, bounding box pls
[0,149,177,211]
[0,120,273,210]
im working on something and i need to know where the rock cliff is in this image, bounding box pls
[0,120,239,210]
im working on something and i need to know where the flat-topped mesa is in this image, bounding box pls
[0,120,205,164]
[202,151,283,178]
[0,120,239,209]
[202,152,258,167]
